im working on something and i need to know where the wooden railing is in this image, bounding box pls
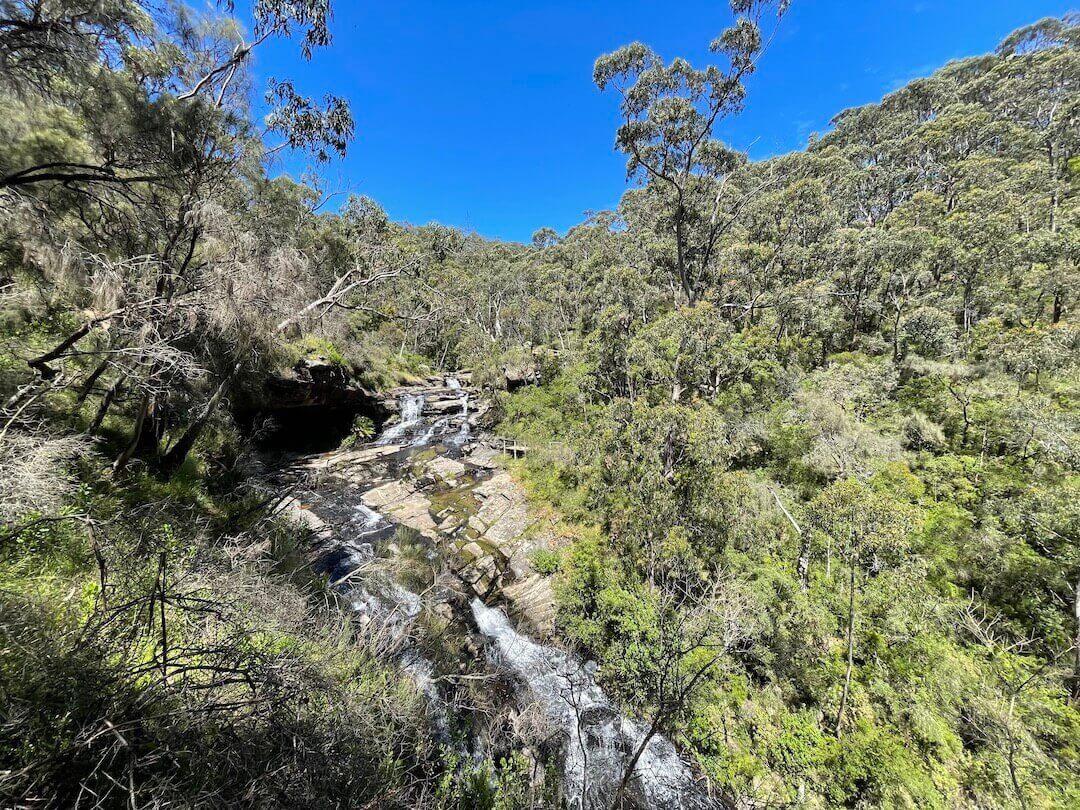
[492,435,529,457]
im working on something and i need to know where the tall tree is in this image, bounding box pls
[593,0,789,306]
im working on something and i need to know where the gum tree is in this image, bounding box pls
[593,0,790,307]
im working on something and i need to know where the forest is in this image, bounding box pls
[1,1,1078,808]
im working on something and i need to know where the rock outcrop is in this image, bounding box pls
[237,357,386,451]
[262,356,380,411]
[348,452,559,635]
[291,377,560,636]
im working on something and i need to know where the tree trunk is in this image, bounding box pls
[28,322,95,379]
[1074,575,1080,699]
[798,538,810,594]
[88,375,124,434]
[27,308,123,378]
[1005,696,1028,810]
[113,391,150,473]
[159,357,243,476]
[891,306,903,362]
[835,561,857,736]
[76,361,108,403]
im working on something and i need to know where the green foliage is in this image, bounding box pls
[298,334,348,366]
[529,548,561,575]
[1,2,1078,807]
[482,22,1080,799]
[340,414,376,449]
[433,751,534,810]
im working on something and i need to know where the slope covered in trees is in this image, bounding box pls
[1,1,1078,807]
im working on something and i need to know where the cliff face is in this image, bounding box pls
[263,357,377,409]
[236,357,388,452]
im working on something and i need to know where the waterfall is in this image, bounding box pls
[279,381,710,808]
[412,416,449,447]
[376,394,425,444]
[471,599,711,809]
[450,392,471,446]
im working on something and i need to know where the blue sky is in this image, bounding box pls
[244,1,1074,243]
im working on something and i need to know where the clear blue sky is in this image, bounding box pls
[244,1,1074,243]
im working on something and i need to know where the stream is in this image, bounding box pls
[264,378,716,809]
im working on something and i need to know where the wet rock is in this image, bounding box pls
[501,574,557,636]
[294,382,559,636]
[303,444,402,472]
[274,495,332,539]
[414,474,437,490]
[425,394,471,414]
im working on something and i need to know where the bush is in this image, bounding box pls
[530,548,561,575]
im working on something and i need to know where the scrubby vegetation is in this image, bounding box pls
[389,11,1080,806]
[1,0,1078,807]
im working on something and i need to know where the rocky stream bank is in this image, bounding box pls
[260,376,716,809]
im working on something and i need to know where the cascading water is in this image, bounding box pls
[352,503,389,537]
[377,394,425,445]
[471,599,713,810]
[412,416,449,447]
[276,380,711,807]
[450,393,470,446]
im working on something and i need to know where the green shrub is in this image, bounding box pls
[530,548,561,575]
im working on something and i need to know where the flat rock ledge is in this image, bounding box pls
[339,449,560,636]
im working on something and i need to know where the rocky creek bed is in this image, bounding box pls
[260,377,717,809]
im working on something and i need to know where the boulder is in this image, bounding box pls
[361,479,415,509]
[427,456,467,482]
[503,363,539,390]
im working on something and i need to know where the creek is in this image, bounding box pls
[263,378,716,809]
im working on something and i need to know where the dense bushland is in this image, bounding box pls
[494,20,1079,810]
[0,1,523,806]
[378,12,1080,807]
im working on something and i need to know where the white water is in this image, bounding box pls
[351,502,388,537]
[295,382,709,807]
[411,416,449,447]
[376,394,425,445]
[471,599,712,809]
[377,389,469,448]
[450,392,471,446]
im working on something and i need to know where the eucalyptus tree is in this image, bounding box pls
[626,302,733,403]
[992,15,1080,237]
[722,169,834,331]
[531,226,560,249]
[0,0,150,93]
[989,18,1080,325]
[810,478,919,735]
[593,0,790,307]
[0,0,352,191]
[876,209,936,360]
